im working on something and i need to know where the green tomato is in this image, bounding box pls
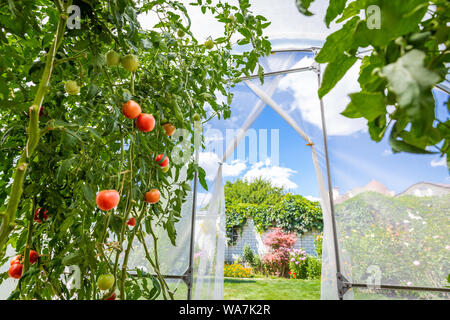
[106,50,120,66]
[97,274,115,291]
[121,54,139,72]
[64,80,80,95]
[193,113,201,122]
[177,29,185,37]
[204,39,214,50]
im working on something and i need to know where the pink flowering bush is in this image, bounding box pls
[288,248,308,279]
[262,228,297,276]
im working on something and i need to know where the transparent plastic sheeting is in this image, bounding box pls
[140,0,336,50]
[125,163,225,300]
[192,165,225,300]
[327,87,450,299]
[200,50,341,299]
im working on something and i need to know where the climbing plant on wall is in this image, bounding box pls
[225,179,323,245]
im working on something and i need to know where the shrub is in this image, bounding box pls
[242,245,255,266]
[224,263,252,278]
[262,228,297,276]
[251,254,263,274]
[314,233,323,256]
[306,255,322,279]
[288,249,308,279]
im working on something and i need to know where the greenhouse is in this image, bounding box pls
[0,0,448,303]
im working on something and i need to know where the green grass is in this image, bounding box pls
[157,277,321,300]
[224,277,321,300]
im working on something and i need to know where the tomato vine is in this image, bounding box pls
[0,0,271,300]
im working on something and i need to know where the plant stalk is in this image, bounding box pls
[0,11,68,254]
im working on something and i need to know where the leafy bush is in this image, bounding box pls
[224,263,252,278]
[262,228,297,276]
[251,254,263,274]
[288,249,308,279]
[242,245,255,266]
[306,255,322,280]
[314,233,323,256]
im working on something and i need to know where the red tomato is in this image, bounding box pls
[10,255,22,266]
[162,123,176,136]
[34,208,49,223]
[96,190,120,211]
[136,113,155,132]
[29,250,39,264]
[126,217,136,227]
[105,292,116,300]
[155,154,169,167]
[122,100,142,119]
[145,189,160,204]
[8,263,23,279]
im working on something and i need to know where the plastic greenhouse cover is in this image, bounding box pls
[328,87,450,299]
[139,0,337,50]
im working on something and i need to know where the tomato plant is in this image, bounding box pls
[0,0,271,300]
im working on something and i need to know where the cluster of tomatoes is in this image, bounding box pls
[8,206,49,279]
[96,99,173,225]
[8,250,39,279]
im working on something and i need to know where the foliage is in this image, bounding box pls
[296,0,450,169]
[261,228,296,277]
[224,263,252,278]
[242,244,254,266]
[225,179,323,244]
[224,178,284,207]
[314,233,323,256]
[306,255,322,280]
[0,0,270,300]
[250,253,263,274]
[288,248,308,279]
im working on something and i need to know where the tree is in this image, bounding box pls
[0,0,271,300]
[224,178,285,207]
[296,0,449,169]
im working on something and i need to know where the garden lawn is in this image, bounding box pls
[224,278,321,300]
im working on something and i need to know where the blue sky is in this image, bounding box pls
[197,53,449,205]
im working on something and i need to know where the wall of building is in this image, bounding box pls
[224,218,320,263]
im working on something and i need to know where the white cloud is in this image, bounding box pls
[278,59,367,136]
[243,160,298,189]
[382,149,393,157]
[305,195,320,202]
[198,152,247,181]
[430,157,447,167]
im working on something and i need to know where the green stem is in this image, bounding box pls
[23,199,36,274]
[0,11,68,254]
[138,228,173,300]
[119,202,147,300]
